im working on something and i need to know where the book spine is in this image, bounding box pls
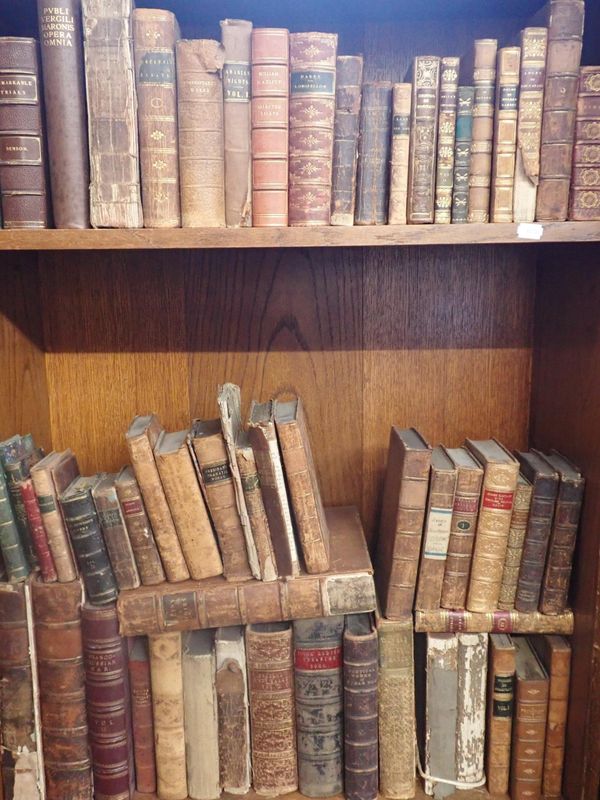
[451,86,475,223]
[536,0,585,220]
[511,659,549,800]
[251,28,289,227]
[355,81,393,225]
[294,616,344,797]
[93,484,141,591]
[543,638,571,798]
[37,0,90,228]
[3,455,38,569]
[246,624,298,795]
[331,55,364,225]
[20,478,57,581]
[289,32,338,226]
[115,474,166,586]
[490,47,521,222]
[440,463,483,610]
[498,481,533,610]
[468,39,498,222]
[486,636,515,795]
[31,464,78,582]
[513,28,548,224]
[221,19,253,228]
[456,633,488,783]
[236,447,277,581]
[388,83,412,225]
[424,633,457,795]
[132,9,180,228]
[414,609,574,634]
[0,467,30,581]
[434,57,460,223]
[127,639,157,794]
[81,0,143,228]
[407,56,441,223]
[569,66,600,220]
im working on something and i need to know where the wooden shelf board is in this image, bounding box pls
[1,221,599,250]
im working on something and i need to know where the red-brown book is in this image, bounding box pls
[20,477,57,581]
[128,636,157,794]
[569,66,600,220]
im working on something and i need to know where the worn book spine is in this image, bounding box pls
[388,83,412,225]
[468,39,498,222]
[2,450,39,570]
[37,0,90,228]
[407,56,441,223]
[20,478,57,582]
[289,32,338,226]
[498,479,533,610]
[513,28,548,224]
[536,0,585,220]
[251,28,289,227]
[127,637,156,794]
[331,55,364,225]
[133,9,180,228]
[0,37,49,229]
[32,578,93,800]
[81,0,143,228]
[424,633,457,797]
[355,81,393,225]
[415,608,574,634]
[246,623,298,795]
[148,632,187,800]
[451,86,474,223]
[434,56,460,224]
[236,444,277,581]
[486,634,515,795]
[0,467,30,581]
[569,66,600,220]
[294,616,344,797]
[82,603,134,800]
[456,633,488,784]
[93,477,141,591]
[490,47,521,222]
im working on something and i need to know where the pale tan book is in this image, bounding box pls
[497,474,533,610]
[490,47,521,222]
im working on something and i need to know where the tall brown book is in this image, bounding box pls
[407,56,441,223]
[355,81,393,225]
[128,637,157,794]
[331,55,364,226]
[486,633,515,795]
[388,83,412,225]
[569,66,600,220]
[498,474,533,610]
[92,472,141,591]
[468,39,498,223]
[434,57,460,224]
[490,47,521,222]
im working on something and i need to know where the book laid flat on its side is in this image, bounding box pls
[569,66,600,220]
[331,55,364,226]
[468,39,498,223]
[355,81,393,225]
[490,46,521,222]
[37,0,90,228]
[451,86,474,223]
[81,0,143,228]
[424,633,457,799]
[388,83,412,225]
[486,633,515,795]
[415,608,574,634]
[434,56,460,224]
[375,427,432,618]
[407,56,441,224]
[92,472,141,591]
[456,633,488,787]
[498,474,533,610]
[20,477,57,582]
[128,637,156,794]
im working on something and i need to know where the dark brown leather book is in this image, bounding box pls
[414,608,574,634]
[355,81,393,225]
[434,56,460,224]
[92,472,141,591]
[388,82,412,225]
[20,476,57,582]
[82,0,143,228]
[407,56,441,223]
[569,66,600,220]
[37,0,89,228]
[331,55,364,226]
[491,46,521,222]
[127,636,156,795]
[498,474,533,611]
[0,37,49,229]
[468,39,498,223]
[289,32,338,226]
[344,613,378,800]
[133,8,181,229]
[32,578,93,800]
[451,86,475,223]
[536,0,585,221]
[486,633,515,796]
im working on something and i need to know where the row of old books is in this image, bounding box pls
[376,429,585,620]
[1,0,598,230]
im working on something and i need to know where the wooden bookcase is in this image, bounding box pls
[1,0,600,799]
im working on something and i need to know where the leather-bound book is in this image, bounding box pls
[331,55,364,226]
[456,633,488,787]
[248,400,300,577]
[0,435,39,570]
[92,473,141,591]
[0,466,30,582]
[176,39,225,228]
[37,0,89,228]
[569,66,600,220]
[451,86,474,223]
[20,477,57,581]
[154,430,225,580]
[126,414,189,582]
[415,446,457,611]
[32,578,93,800]
[513,28,548,224]
[415,608,574,634]
[514,451,559,613]
[148,632,187,800]
[407,56,441,223]
[377,615,415,799]
[498,474,533,610]
[221,19,252,228]
[530,635,571,799]
[115,466,165,587]
[289,32,338,226]
[486,633,515,795]
[375,426,432,618]
[82,603,134,800]
[246,622,298,795]
[537,0,585,221]
[59,476,119,606]
[251,28,289,227]
[355,81,393,225]
[127,637,156,794]
[133,9,181,228]
[388,83,412,225]
[510,636,549,800]
[540,451,584,615]
[423,633,457,798]
[81,0,143,228]
[182,630,220,800]
[465,439,519,613]
[440,447,483,611]
[294,616,344,796]
[0,38,48,229]
[344,613,378,800]
[468,39,498,223]
[434,56,460,224]
[490,46,521,222]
